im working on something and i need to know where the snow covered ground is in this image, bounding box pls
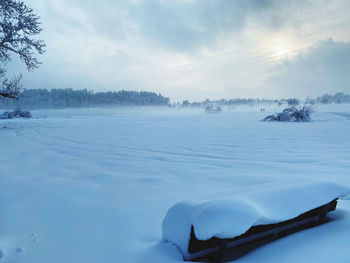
[0,105,350,263]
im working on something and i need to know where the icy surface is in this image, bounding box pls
[162,181,350,254]
[1,105,350,262]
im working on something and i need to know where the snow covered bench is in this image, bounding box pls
[162,181,349,262]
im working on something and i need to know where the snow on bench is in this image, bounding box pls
[162,181,350,262]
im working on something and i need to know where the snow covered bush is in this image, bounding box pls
[0,109,31,119]
[263,104,313,122]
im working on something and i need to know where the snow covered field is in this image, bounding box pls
[1,105,350,263]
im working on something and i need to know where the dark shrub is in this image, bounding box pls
[262,104,313,122]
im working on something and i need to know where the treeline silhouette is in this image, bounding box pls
[0,88,170,109]
[1,89,349,110]
[178,92,350,107]
[315,92,350,104]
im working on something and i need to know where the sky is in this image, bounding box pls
[8,0,350,101]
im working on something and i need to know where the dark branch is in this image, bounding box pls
[0,73,22,99]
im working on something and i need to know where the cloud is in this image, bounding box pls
[41,0,309,52]
[6,0,350,101]
[115,0,310,51]
[268,39,350,97]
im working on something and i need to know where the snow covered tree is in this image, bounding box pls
[0,0,45,99]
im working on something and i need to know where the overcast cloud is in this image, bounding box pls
[8,0,350,101]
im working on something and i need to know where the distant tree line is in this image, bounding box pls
[177,92,350,108]
[1,89,349,110]
[315,92,350,104]
[178,98,289,108]
[178,98,278,108]
[0,88,170,109]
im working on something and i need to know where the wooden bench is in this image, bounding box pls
[184,199,338,263]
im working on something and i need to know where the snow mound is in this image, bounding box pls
[162,181,350,255]
[0,110,31,119]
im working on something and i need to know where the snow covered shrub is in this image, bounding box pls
[262,104,313,122]
[0,109,31,119]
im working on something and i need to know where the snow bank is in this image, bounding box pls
[162,181,350,255]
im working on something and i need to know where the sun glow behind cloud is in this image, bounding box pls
[259,37,303,63]
[272,40,293,61]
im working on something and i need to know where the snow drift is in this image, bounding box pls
[162,181,350,256]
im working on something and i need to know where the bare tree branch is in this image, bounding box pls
[0,0,45,99]
[0,73,21,99]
